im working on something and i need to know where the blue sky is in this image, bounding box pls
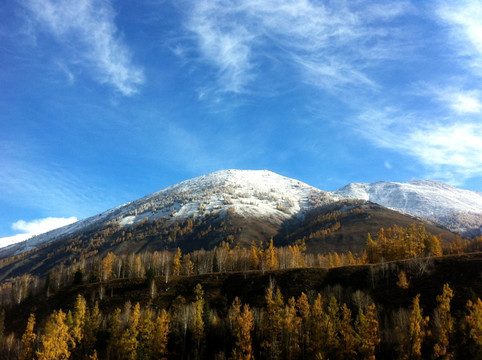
[1,0,482,241]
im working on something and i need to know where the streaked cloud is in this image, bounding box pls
[421,85,482,114]
[23,0,144,95]
[183,0,410,94]
[356,109,482,183]
[0,153,120,219]
[437,0,482,74]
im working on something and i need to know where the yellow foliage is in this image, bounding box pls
[37,310,73,360]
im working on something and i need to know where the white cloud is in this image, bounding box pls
[12,216,78,234]
[24,0,144,95]
[437,0,482,74]
[0,216,77,249]
[451,92,482,113]
[424,85,482,114]
[183,0,410,94]
[356,109,482,182]
[0,233,34,249]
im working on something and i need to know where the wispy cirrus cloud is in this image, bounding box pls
[183,0,410,94]
[0,152,120,219]
[437,0,482,74]
[417,84,482,114]
[355,108,482,183]
[23,0,144,95]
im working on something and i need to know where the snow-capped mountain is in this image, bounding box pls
[335,180,482,237]
[1,170,342,256]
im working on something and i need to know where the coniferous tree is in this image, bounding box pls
[282,297,301,360]
[296,292,311,358]
[71,294,87,346]
[465,298,482,357]
[263,286,284,359]
[310,293,325,358]
[355,304,380,360]
[83,301,101,356]
[150,309,170,360]
[192,283,205,358]
[119,302,141,360]
[229,297,254,360]
[399,294,429,360]
[172,248,182,276]
[37,310,73,360]
[108,308,122,359]
[20,313,37,360]
[433,284,454,359]
[265,239,278,271]
[339,303,356,359]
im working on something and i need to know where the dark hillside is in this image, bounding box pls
[0,201,457,282]
[276,201,458,253]
[5,252,481,336]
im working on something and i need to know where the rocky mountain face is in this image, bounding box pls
[335,180,482,237]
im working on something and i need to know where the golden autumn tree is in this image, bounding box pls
[108,308,122,359]
[150,309,170,360]
[465,298,482,356]
[263,286,284,359]
[172,248,182,276]
[192,283,205,356]
[366,233,379,263]
[37,309,74,360]
[20,313,37,360]
[229,297,254,360]
[433,284,454,359]
[367,224,442,263]
[355,304,380,360]
[249,242,261,270]
[265,239,278,271]
[119,302,141,360]
[399,294,429,360]
[296,292,311,358]
[83,301,101,354]
[310,293,325,357]
[139,307,154,358]
[283,297,301,360]
[339,303,356,359]
[101,252,116,281]
[71,294,87,345]
[324,296,341,357]
[397,270,410,289]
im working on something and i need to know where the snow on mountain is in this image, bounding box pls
[335,180,482,236]
[1,170,342,255]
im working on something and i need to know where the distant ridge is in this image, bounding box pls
[335,180,482,237]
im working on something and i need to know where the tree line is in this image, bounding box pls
[1,283,481,359]
[1,223,481,310]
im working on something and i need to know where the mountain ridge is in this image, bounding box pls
[2,170,481,258]
[335,179,482,236]
[0,170,341,256]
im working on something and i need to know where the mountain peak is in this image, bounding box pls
[1,170,341,255]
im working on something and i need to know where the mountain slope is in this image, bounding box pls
[0,171,462,282]
[0,170,341,257]
[335,180,482,237]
